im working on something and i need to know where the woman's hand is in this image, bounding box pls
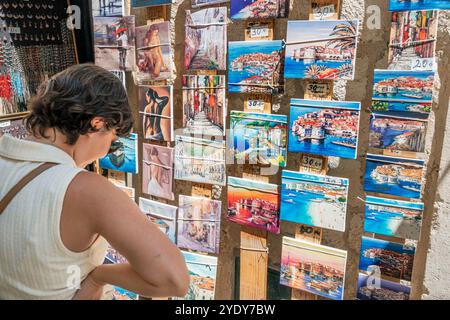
[72,269,106,300]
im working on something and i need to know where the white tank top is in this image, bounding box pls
[0,134,108,300]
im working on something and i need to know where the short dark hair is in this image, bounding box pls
[26,63,133,145]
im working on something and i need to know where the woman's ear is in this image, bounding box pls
[90,117,106,132]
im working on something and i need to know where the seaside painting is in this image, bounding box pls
[174,136,226,186]
[230,111,288,167]
[193,0,229,7]
[112,287,139,300]
[227,176,280,234]
[281,170,348,232]
[285,20,358,80]
[230,0,288,20]
[364,154,424,199]
[289,99,361,159]
[182,75,226,136]
[105,246,128,264]
[185,8,227,71]
[92,0,124,17]
[228,40,284,94]
[131,0,172,7]
[99,133,138,174]
[142,143,174,201]
[359,236,415,281]
[364,196,423,240]
[280,237,347,300]
[177,195,221,254]
[389,0,450,11]
[139,197,177,243]
[357,273,410,300]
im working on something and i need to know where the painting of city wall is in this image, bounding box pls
[280,236,347,300]
[357,273,410,300]
[230,0,288,20]
[139,197,177,243]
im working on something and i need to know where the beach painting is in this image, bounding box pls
[281,170,348,232]
[357,273,410,300]
[142,143,174,201]
[111,287,139,300]
[230,0,288,20]
[280,236,347,300]
[228,40,284,94]
[359,236,415,281]
[192,0,229,8]
[0,117,27,139]
[364,196,423,240]
[185,8,227,71]
[389,0,450,11]
[92,0,124,17]
[289,99,361,159]
[388,10,438,71]
[177,195,221,254]
[99,133,138,174]
[131,0,172,7]
[230,111,288,167]
[227,176,280,234]
[364,154,424,199]
[139,197,177,243]
[174,136,226,186]
[285,20,358,80]
[182,75,226,136]
[139,85,173,142]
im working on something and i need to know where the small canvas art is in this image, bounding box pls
[131,0,172,7]
[364,154,424,199]
[288,99,361,159]
[182,75,226,136]
[142,143,174,201]
[359,236,415,281]
[357,273,410,300]
[310,0,340,20]
[280,237,347,300]
[111,287,139,300]
[192,0,229,8]
[139,197,177,243]
[185,7,227,71]
[0,117,27,139]
[92,0,124,17]
[281,170,349,232]
[174,136,226,186]
[105,246,128,264]
[285,20,359,80]
[364,196,423,240]
[227,176,280,234]
[228,40,284,94]
[230,0,288,20]
[139,86,173,142]
[229,111,288,167]
[179,251,217,300]
[94,47,136,71]
[177,195,221,254]
[99,133,138,174]
[389,0,450,11]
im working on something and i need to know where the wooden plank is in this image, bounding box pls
[304,80,334,100]
[245,20,274,41]
[309,0,341,20]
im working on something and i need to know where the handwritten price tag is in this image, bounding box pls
[301,155,324,171]
[247,100,265,111]
[7,27,21,34]
[0,121,11,128]
[313,4,336,20]
[250,27,269,39]
[411,57,435,71]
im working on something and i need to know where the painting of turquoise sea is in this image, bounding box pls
[131,0,172,7]
[389,0,450,11]
[357,273,410,300]
[364,196,423,240]
[231,0,288,20]
[280,170,348,232]
[99,133,138,174]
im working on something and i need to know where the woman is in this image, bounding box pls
[0,64,189,300]
[141,25,169,78]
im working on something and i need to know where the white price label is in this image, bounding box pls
[0,121,11,128]
[313,4,336,20]
[301,155,324,170]
[7,27,21,34]
[250,27,269,38]
[247,100,265,111]
[411,57,435,71]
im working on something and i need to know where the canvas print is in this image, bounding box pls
[364,154,424,199]
[280,237,347,300]
[142,143,174,201]
[111,287,139,300]
[139,197,177,243]
[132,0,172,7]
[0,118,27,139]
[105,246,128,264]
[228,40,284,94]
[182,75,226,136]
[230,0,288,20]
[177,195,221,254]
[359,236,415,281]
[281,170,349,232]
[310,0,340,20]
[139,86,173,142]
[289,99,361,159]
[92,0,124,17]
[99,133,138,174]
[179,251,217,300]
[136,22,172,82]
[174,136,226,186]
[229,111,288,167]
[192,0,229,8]
[357,273,410,300]
[388,10,438,71]
[185,7,227,71]
[389,0,450,11]
[285,20,358,80]
[227,176,280,234]
[94,47,136,71]
[364,196,423,240]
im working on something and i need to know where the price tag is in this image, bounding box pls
[301,154,324,172]
[313,4,336,20]
[7,27,21,34]
[246,100,265,111]
[411,57,435,71]
[306,82,329,95]
[250,26,269,39]
[0,121,11,128]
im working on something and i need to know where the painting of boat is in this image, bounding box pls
[99,133,138,174]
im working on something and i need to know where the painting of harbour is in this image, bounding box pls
[131,0,172,7]
[288,99,361,159]
[281,170,348,232]
[357,273,410,300]
[389,0,450,11]
[112,287,139,300]
[105,246,128,264]
[228,40,283,94]
[364,196,423,240]
[99,133,138,174]
[139,197,177,243]
[280,237,347,300]
[284,20,358,80]
[177,195,221,254]
[359,236,415,281]
[364,154,424,199]
[227,176,280,234]
[230,0,288,20]
[230,111,288,167]
[370,100,431,119]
